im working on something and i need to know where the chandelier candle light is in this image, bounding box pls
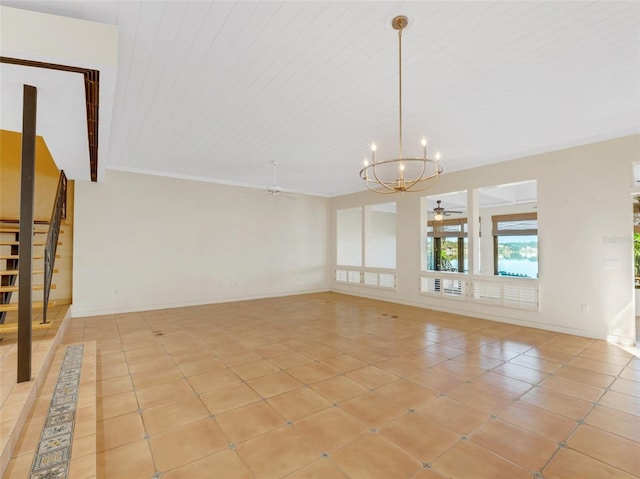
[360,15,443,193]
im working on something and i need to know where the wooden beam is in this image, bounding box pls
[18,84,37,383]
[0,56,100,182]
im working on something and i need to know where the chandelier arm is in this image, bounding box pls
[371,164,401,192]
[403,155,428,188]
[363,165,442,193]
[361,168,399,194]
[361,157,432,168]
[366,181,402,194]
[405,172,441,192]
[361,157,442,192]
[402,168,437,191]
[366,171,441,194]
[404,165,441,189]
[361,165,405,192]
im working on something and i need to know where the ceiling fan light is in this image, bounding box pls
[434,213,443,221]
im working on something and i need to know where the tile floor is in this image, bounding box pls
[0,305,70,477]
[10,293,640,478]
[5,340,98,479]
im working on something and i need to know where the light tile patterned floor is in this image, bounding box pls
[29,344,84,478]
[0,306,70,477]
[14,293,640,478]
[4,338,97,479]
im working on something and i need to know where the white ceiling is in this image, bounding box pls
[2,1,639,197]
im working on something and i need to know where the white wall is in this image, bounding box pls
[364,207,396,269]
[72,170,330,316]
[331,135,639,344]
[336,207,362,266]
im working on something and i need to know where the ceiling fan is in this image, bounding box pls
[432,200,462,221]
[264,161,297,202]
[266,161,284,196]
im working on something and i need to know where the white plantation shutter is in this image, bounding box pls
[364,271,378,286]
[420,276,467,298]
[472,281,502,302]
[348,270,361,284]
[336,269,396,290]
[442,278,466,297]
[379,273,396,288]
[504,283,538,310]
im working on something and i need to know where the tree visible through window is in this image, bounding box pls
[426,218,468,273]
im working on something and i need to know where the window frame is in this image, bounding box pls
[426,218,468,273]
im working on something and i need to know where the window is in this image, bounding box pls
[477,180,537,277]
[633,195,640,288]
[492,213,538,278]
[422,191,467,273]
[426,218,468,272]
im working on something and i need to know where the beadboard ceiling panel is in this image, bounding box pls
[2,1,639,196]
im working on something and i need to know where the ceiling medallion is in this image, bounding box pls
[360,15,443,194]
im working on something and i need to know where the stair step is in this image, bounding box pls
[0,284,56,293]
[0,317,57,333]
[0,241,62,246]
[0,269,58,276]
[0,300,56,313]
[0,218,56,224]
[0,228,50,234]
[0,254,60,260]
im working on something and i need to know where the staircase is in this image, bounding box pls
[0,219,61,326]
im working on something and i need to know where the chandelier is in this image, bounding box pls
[360,15,443,194]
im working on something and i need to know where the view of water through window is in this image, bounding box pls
[496,236,538,278]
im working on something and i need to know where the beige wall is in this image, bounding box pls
[331,135,639,344]
[70,135,639,343]
[72,170,330,315]
[0,130,73,304]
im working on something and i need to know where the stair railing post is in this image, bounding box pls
[18,84,37,383]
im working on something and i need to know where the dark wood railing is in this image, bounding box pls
[42,170,66,324]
